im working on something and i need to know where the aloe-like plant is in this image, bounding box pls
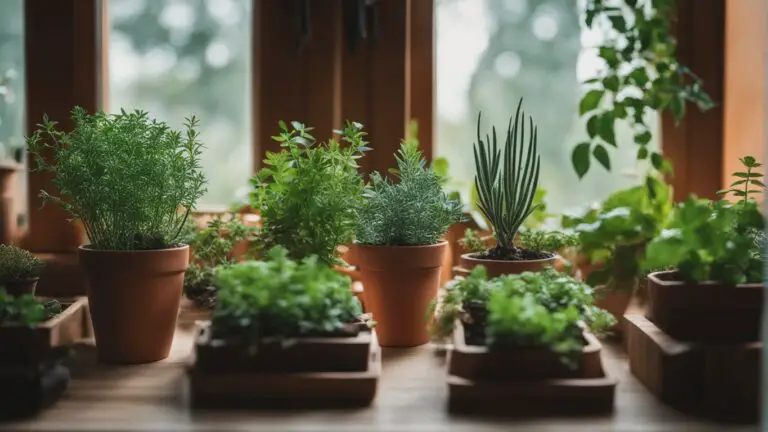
[473,98,542,259]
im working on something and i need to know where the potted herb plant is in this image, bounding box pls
[0,245,44,296]
[438,266,617,414]
[642,163,765,343]
[27,107,207,364]
[459,99,557,277]
[189,247,378,407]
[564,175,672,328]
[353,139,463,347]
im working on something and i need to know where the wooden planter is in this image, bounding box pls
[447,321,616,415]
[0,297,87,364]
[646,271,762,343]
[626,314,759,423]
[189,321,380,408]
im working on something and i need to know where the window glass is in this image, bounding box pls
[436,0,660,217]
[108,0,253,207]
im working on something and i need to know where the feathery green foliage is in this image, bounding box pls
[355,139,463,246]
[210,247,367,346]
[459,228,487,254]
[518,229,579,254]
[250,121,368,266]
[473,98,541,254]
[0,245,44,281]
[0,289,61,326]
[26,107,207,250]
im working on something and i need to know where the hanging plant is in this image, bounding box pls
[571,0,714,178]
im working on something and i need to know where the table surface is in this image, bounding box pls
[2,323,757,432]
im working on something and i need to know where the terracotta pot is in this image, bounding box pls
[646,270,763,343]
[1,278,39,296]
[594,288,632,332]
[79,245,189,364]
[459,253,557,278]
[355,241,447,347]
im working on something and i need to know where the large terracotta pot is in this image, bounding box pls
[355,241,447,347]
[459,253,557,278]
[79,245,189,364]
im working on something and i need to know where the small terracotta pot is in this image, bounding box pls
[0,163,21,245]
[1,278,40,296]
[594,288,632,332]
[79,245,189,364]
[459,253,557,278]
[355,241,447,347]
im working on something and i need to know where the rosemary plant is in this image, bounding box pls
[27,107,207,250]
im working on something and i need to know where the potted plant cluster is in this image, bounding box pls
[188,246,379,408]
[0,244,45,296]
[563,175,672,330]
[353,139,463,347]
[27,107,207,364]
[433,266,617,414]
[0,289,87,418]
[458,99,558,278]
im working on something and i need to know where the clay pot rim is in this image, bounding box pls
[648,270,763,289]
[353,240,448,250]
[0,276,40,284]
[460,252,558,265]
[79,244,190,254]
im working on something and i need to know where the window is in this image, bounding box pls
[108,0,253,208]
[436,0,660,216]
[0,0,27,227]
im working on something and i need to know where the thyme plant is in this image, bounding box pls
[355,140,463,246]
[26,107,207,250]
[250,121,368,265]
[0,245,44,281]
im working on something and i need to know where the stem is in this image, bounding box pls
[744,165,751,205]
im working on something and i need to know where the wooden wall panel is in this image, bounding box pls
[408,0,434,162]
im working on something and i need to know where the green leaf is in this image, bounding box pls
[670,97,685,119]
[609,15,627,32]
[587,116,599,138]
[637,147,649,160]
[599,46,619,68]
[603,75,620,92]
[432,157,449,178]
[650,152,665,171]
[614,103,627,119]
[750,179,766,187]
[629,68,649,87]
[580,90,604,115]
[635,131,652,145]
[572,142,592,179]
[593,144,611,171]
[598,113,616,146]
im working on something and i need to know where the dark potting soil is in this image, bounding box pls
[473,246,553,261]
[462,301,487,346]
[186,284,217,309]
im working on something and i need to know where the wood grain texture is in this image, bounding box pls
[2,323,754,431]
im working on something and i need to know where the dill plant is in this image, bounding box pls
[26,107,207,250]
[355,140,463,245]
[250,121,369,265]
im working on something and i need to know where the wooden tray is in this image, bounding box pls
[0,297,88,364]
[194,321,371,373]
[626,314,759,423]
[449,320,604,381]
[188,328,380,408]
[646,271,762,343]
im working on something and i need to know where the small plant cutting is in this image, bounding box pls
[190,247,379,407]
[184,216,256,309]
[353,136,462,347]
[0,289,61,327]
[0,245,44,296]
[442,266,617,414]
[460,98,558,277]
[27,107,207,364]
[250,120,368,266]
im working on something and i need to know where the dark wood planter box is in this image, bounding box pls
[189,322,380,408]
[626,314,759,424]
[646,271,762,343]
[447,321,616,415]
[0,297,88,364]
[0,363,70,419]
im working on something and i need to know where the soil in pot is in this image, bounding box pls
[79,245,189,364]
[1,278,40,297]
[460,247,557,278]
[356,241,446,347]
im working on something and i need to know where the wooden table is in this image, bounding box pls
[1,327,757,431]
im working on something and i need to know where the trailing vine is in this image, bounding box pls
[571,0,714,178]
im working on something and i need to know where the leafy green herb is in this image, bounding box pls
[250,120,368,265]
[458,228,487,254]
[643,197,764,284]
[355,138,463,246]
[27,107,207,250]
[573,0,714,178]
[210,247,365,347]
[0,245,44,281]
[429,265,497,341]
[717,156,766,205]
[0,289,61,327]
[517,229,579,254]
[473,98,544,258]
[184,216,257,308]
